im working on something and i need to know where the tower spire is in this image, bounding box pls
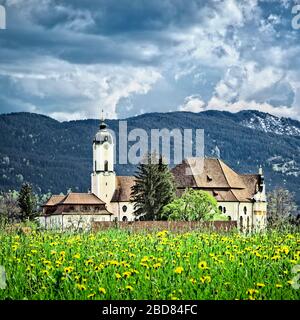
[99,108,107,130]
[101,109,104,122]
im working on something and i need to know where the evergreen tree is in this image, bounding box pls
[18,183,37,221]
[131,153,175,220]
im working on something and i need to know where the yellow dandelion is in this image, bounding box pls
[123,271,132,278]
[41,269,49,276]
[200,275,211,284]
[174,266,184,274]
[99,287,106,294]
[76,283,86,291]
[198,261,209,269]
[125,285,134,292]
[246,289,259,295]
[64,266,74,274]
[256,283,265,288]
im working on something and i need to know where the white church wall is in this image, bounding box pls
[217,202,239,221]
[44,214,112,231]
[107,202,136,221]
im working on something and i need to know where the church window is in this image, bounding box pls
[244,206,247,215]
[122,216,128,222]
[240,216,243,232]
[247,217,250,233]
[122,205,127,212]
[223,207,226,213]
[104,160,108,172]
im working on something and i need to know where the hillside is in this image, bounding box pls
[0,110,299,204]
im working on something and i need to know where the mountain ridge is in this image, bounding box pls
[0,110,299,204]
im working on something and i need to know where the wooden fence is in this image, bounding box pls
[92,220,237,233]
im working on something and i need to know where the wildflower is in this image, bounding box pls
[99,288,106,294]
[200,276,211,284]
[125,285,134,292]
[85,258,94,266]
[256,283,265,288]
[271,255,280,261]
[153,263,161,269]
[64,266,74,274]
[123,271,132,278]
[275,284,283,288]
[174,266,184,274]
[88,293,95,298]
[76,283,86,291]
[41,269,49,276]
[190,278,197,285]
[246,289,259,295]
[50,250,57,255]
[198,261,209,269]
[60,251,66,256]
[73,253,80,259]
[115,273,122,280]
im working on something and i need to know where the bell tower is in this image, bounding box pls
[91,110,116,202]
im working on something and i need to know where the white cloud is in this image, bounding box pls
[179,95,205,112]
[0,57,162,120]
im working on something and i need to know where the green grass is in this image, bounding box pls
[0,229,299,300]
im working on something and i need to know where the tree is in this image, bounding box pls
[161,189,228,221]
[267,188,298,229]
[18,183,37,221]
[0,191,20,224]
[131,153,175,220]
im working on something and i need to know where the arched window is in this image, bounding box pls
[227,216,231,221]
[122,216,128,222]
[104,160,108,172]
[247,216,250,233]
[122,205,127,212]
[218,206,222,212]
[240,216,243,232]
[244,206,247,215]
[223,207,226,214]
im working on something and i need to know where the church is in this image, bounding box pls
[40,117,267,231]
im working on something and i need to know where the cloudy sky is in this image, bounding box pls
[0,0,300,121]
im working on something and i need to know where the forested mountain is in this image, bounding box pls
[0,110,299,204]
